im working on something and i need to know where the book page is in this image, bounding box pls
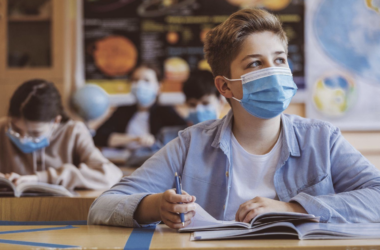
[0,177,17,197]
[179,204,249,232]
[251,212,319,226]
[17,182,74,197]
[192,222,300,241]
[297,222,380,239]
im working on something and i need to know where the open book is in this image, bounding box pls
[180,204,380,240]
[0,177,74,197]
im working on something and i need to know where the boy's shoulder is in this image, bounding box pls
[283,114,339,134]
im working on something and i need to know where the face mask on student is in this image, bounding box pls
[187,104,218,124]
[6,123,51,154]
[224,67,297,119]
[131,80,158,107]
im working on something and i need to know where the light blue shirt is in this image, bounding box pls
[88,111,380,227]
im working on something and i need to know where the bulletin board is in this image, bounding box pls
[82,0,305,104]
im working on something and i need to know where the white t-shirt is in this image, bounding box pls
[126,111,150,136]
[125,111,150,148]
[225,131,282,221]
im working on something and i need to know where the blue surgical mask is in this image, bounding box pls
[224,67,297,119]
[131,80,158,107]
[187,104,217,124]
[6,122,52,154]
[6,129,50,154]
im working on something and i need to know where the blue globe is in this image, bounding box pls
[71,84,110,121]
[314,0,380,84]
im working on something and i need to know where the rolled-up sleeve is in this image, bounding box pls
[88,130,189,227]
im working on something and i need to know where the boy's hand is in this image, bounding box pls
[235,196,307,223]
[157,189,196,229]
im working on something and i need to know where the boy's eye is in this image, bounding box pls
[275,58,286,64]
[248,61,261,68]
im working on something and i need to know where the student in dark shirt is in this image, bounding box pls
[93,63,187,148]
[182,70,225,125]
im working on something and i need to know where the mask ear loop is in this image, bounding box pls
[222,76,242,103]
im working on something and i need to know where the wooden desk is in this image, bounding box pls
[0,190,104,223]
[0,224,379,250]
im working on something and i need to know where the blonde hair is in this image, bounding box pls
[204,8,288,78]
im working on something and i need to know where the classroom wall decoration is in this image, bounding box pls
[306,0,380,130]
[83,0,305,103]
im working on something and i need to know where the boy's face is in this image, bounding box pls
[228,31,289,100]
[131,67,160,92]
[10,116,60,139]
[186,94,223,115]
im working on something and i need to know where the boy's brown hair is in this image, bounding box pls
[204,8,288,78]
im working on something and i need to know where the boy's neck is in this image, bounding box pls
[231,105,282,155]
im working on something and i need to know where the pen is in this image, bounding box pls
[175,172,185,226]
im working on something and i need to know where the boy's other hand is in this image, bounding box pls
[158,189,197,229]
[235,196,307,223]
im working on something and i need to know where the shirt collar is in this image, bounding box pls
[209,111,301,157]
[280,113,301,157]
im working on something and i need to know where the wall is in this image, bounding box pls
[0,1,379,171]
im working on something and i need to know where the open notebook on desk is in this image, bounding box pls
[180,204,380,240]
[179,203,319,232]
[0,177,75,197]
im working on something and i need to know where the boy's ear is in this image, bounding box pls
[215,76,234,100]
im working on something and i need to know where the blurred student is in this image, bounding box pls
[93,63,187,149]
[182,70,225,125]
[0,79,122,190]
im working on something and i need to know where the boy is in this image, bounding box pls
[182,70,225,125]
[88,9,380,228]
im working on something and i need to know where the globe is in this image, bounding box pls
[312,74,356,117]
[314,0,380,84]
[71,84,110,121]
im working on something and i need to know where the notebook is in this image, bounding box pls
[0,177,75,197]
[179,203,319,232]
[180,204,380,240]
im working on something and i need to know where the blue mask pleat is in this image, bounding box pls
[6,130,50,154]
[239,68,297,119]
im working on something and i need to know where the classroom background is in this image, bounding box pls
[0,0,379,169]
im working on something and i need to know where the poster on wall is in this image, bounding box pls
[306,0,380,130]
[83,0,305,105]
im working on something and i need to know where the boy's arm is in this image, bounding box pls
[290,127,380,223]
[88,131,189,227]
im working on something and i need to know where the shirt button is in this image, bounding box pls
[226,171,229,177]
[223,205,226,210]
